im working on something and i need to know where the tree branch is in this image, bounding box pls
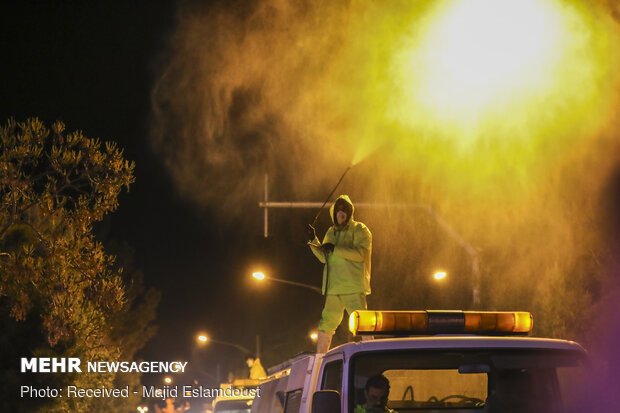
[0,191,17,239]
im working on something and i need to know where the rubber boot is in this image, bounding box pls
[316,331,333,353]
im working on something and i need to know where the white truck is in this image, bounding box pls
[212,379,262,413]
[250,310,588,413]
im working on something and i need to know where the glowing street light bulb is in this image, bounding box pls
[251,270,322,294]
[137,406,149,413]
[310,332,318,341]
[252,272,265,280]
[164,376,172,384]
[197,334,208,343]
[434,271,447,280]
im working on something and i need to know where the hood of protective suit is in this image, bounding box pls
[330,194,354,228]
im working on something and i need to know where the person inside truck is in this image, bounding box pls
[245,355,267,380]
[308,195,372,353]
[354,374,397,413]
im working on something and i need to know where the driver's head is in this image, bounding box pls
[364,374,390,408]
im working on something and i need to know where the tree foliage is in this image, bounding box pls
[0,118,158,412]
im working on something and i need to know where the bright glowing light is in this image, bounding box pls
[388,0,618,155]
[164,376,172,384]
[422,0,561,110]
[197,334,208,343]
[137,406,149,413]
[252,272,265,280]
[310,332,318,341]
[434,271,447,280]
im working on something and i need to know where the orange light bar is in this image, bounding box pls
[349,310,533,336]
[350,311,427,335]
[463,311,533,333]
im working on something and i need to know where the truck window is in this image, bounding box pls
[350,349,587,412]
[321,360,344,393]
[250,375,288,413]
[384,368,487,408]
[556,363,589,408]
[284,389,303,413]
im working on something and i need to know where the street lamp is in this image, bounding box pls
[196,333,251,354]
[310,332,318,342]
[164,376,172,384]
[137,406,149,413]
[252,271,322,295]
[434,271,447,280]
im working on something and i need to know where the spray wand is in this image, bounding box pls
[310,165,352,229]
[308,164,353,297]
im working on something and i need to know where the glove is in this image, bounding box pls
[321,243,335,254]
[306,224,317,242]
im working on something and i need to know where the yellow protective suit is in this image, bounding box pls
[249,358,266,380]
[309,195,372,334]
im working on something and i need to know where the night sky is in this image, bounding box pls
[0,0,327,383]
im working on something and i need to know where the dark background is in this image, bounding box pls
[0,1,332,385]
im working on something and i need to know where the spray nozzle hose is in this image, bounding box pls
[311,165,352,228]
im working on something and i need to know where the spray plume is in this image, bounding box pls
[150,0,620,341]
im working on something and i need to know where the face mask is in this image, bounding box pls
[336,210,348,225]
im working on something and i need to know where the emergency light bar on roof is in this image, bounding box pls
[349,310,533,336]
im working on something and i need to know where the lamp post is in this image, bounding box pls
[195,334,253,383]
[252,271,322,295]
[196,334,251,354]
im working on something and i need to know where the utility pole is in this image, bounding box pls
[256,334,261,359]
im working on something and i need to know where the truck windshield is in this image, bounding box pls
[350,348,587,412]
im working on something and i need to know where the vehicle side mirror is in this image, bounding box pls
[312,390,341,413]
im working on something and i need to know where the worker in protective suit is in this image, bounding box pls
[245,355,267,380]
[308,195,372,353]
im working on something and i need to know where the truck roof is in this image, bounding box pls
[324,335,586,358]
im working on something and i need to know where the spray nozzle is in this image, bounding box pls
[311,165,353,228]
